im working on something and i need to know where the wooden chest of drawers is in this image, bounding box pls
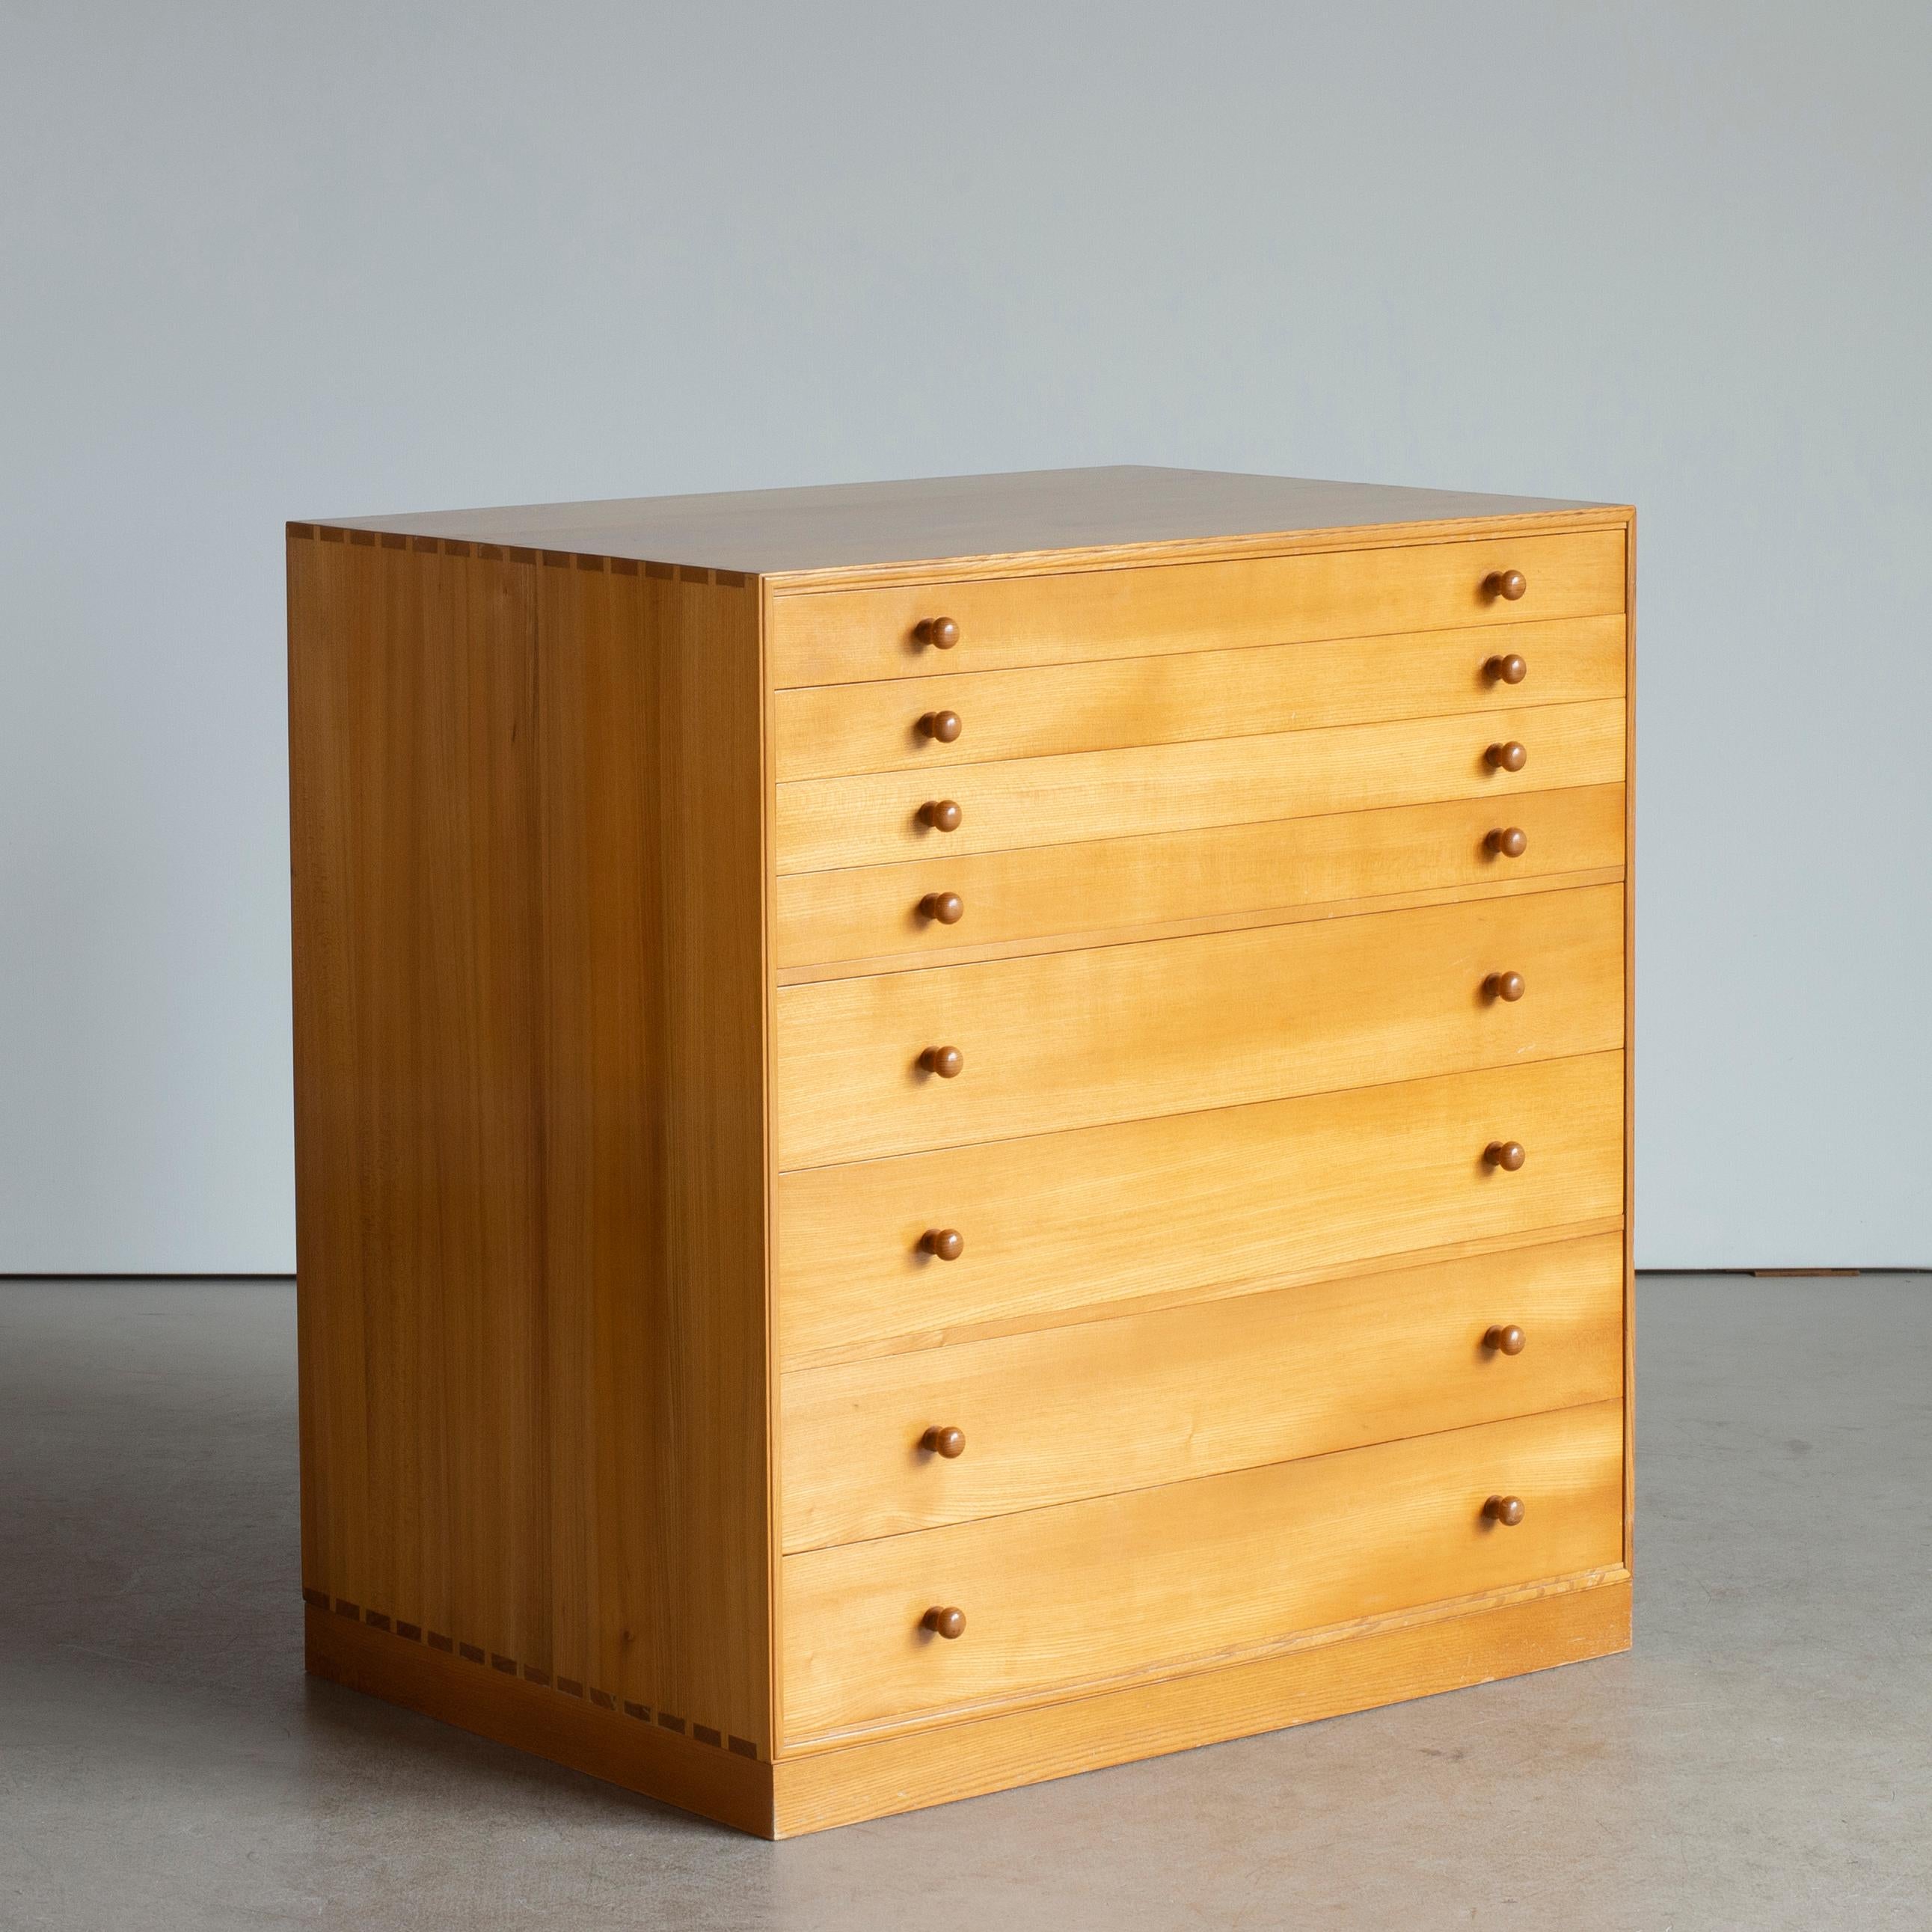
[287,466,1634,1837]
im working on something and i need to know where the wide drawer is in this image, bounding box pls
[779,1398,1625,1743]
[775,614,1626,782]
[778,1049,1623,1368]
[776,782,1625,972]
[776,883,1622,1169]
[767,526,1627,689]
[781,1230,1623,1552]
[775,697,1625,875]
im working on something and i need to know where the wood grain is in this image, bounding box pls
[776,783,1625,971]
[780,1231,1623,1552]
[289,533,771,1755]
[323,466,1619,578]
[780,1400,1624,1744]
[768,527,1625,687]
[776,883,1622,1169]
[775,614,1626,781]
[770,1576,1630,1833]
[776,698,1625,874]
[777,1049,1623,1369]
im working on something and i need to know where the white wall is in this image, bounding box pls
[3,1,1927,1272]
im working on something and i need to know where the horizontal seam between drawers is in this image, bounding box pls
[773,1037,1628,1177]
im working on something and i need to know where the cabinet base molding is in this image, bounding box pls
[771,1574,1629,1837]
[307,1578,1628,1839]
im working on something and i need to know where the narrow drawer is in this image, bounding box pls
[775,697,1625,875]
[778,1050,1623,1369]
[779,1398,1625,1743]
[781,1231,1623,1552]
[767,526,1627,688]
[776,783,1625,972]
[775,614,1626,782]
[775,883,1622,1170]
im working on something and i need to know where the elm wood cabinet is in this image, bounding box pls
[286,466,1635,1838]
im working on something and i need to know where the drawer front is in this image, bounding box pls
[776,783,1625,972]
[778,1049,1623,1368]
[767,527,1627,689]
[775,615,1626,782]
[775,697,1624,875]
[780,1399,1625,1742]
[776,883,1622,1170]
[781,1231,1623,1552]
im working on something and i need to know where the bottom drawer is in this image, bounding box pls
[780,1399,1623,1746]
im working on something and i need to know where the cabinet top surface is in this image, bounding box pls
[314,465,1622,577]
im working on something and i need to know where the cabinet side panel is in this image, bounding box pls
[289,535,770,1769]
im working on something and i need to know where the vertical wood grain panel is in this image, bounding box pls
[289,534,770,1754]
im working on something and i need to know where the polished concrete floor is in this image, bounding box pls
[2,1273,1927,1930]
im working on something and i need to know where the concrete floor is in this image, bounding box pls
[1,1276,1927,1931]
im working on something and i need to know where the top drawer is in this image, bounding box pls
[767,527,1627,689]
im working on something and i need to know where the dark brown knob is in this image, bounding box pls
[1485,1140,1527,1172]
[1482,1494,1525,1527]
[1484,1324,1527,1356]
[919,892,964,926]
[1484,651,1528,685]
[921,1605,966,1638]
[919,799,963,832]
[1486,740,1527,772]
[1485,569,1527,601]
[919,1227,964,1261]
[914,617,960,650]
[1484,970,1526,1002]
[919,709,963,743]
[919,1046,964,1079]
[1485,826,1528,858]
[921,1425,966,1459]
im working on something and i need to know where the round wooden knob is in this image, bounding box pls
[1486,740,1527,772]
[921,1605,966,1638]
[919,1227,964,1261]
[919,799,963,832]
[919,892,965,926]
[919,709,963,743]
[1482,1494,1525,1526]
[1485,569,1527,601]
[914,617,960,650]
[1484,652,1528,685]
[1484,970,1526,1002]
[1484,1324,1527,1356]
[921,1425,966,1459]
[919,1045,964,1079]
[1485,826,1528,858]
[1485,1140,1527,1171]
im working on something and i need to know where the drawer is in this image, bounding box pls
[776,782,1625,972]
[778,1050,1623,1368]
[781,1230,1623,1552]
[767,527,1627,689]
[775,697,1625,875]
[774,614,1626,782]
[779,1398,1625,1743]
[775,883,1622,1170]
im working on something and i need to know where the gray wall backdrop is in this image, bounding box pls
[4,3,1928,1274]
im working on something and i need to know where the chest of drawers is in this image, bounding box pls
[287,466,1634,1837]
